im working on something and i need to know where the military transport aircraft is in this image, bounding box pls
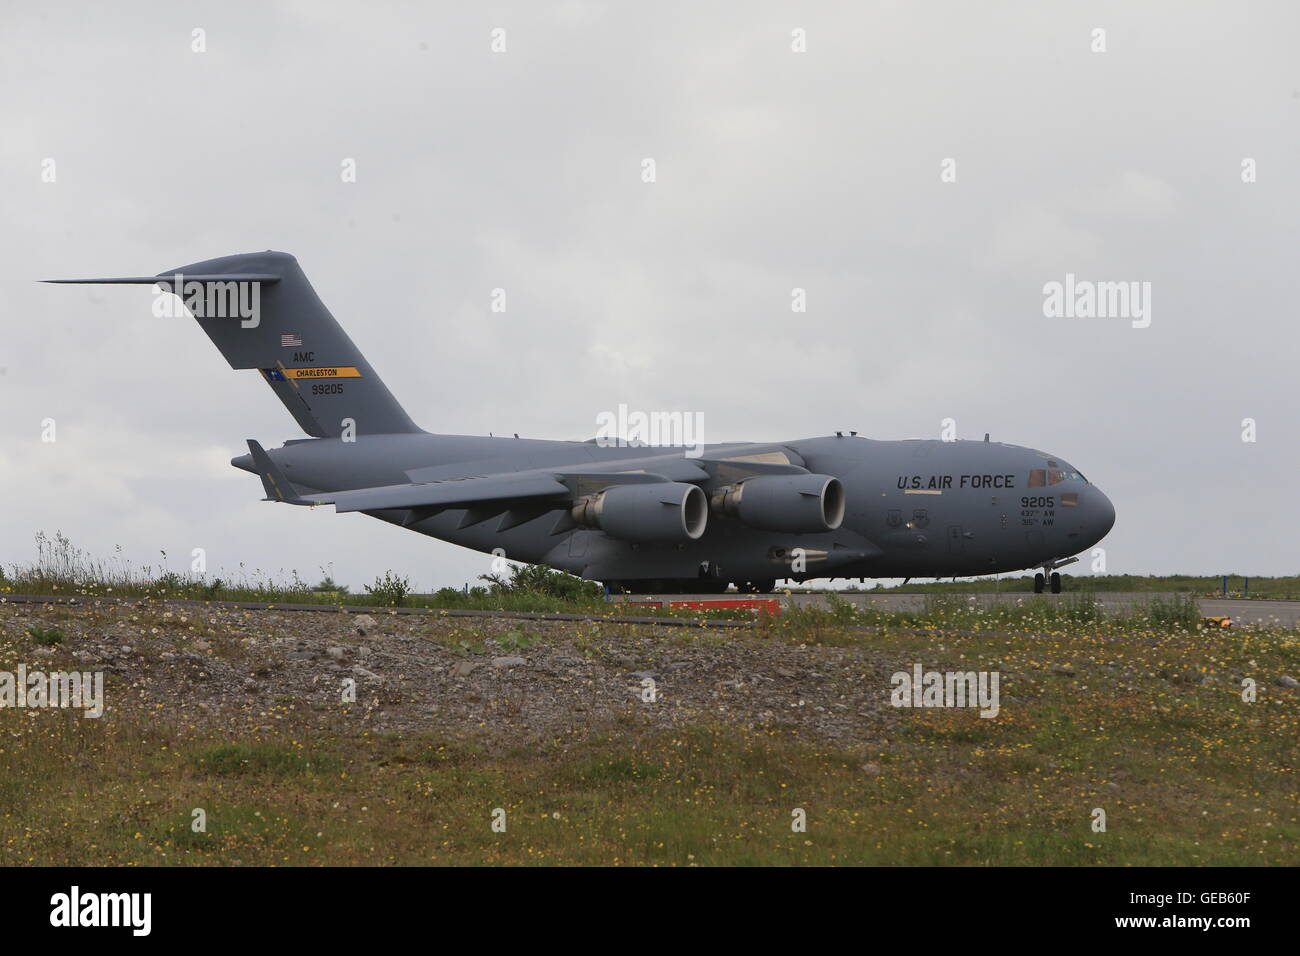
[48,251,1114,594]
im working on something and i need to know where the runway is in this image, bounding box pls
[612,591,1300,627]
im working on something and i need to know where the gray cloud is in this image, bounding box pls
[2,1,1296,589]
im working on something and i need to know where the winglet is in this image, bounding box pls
[246,439,307,504]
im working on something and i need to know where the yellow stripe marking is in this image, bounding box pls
[276,359,298,390]
[282,366,362,380]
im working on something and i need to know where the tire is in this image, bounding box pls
[1033,572,1045,594]
[1050,572,1062,594]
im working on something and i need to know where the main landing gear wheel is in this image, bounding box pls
[1033,570,1063,594]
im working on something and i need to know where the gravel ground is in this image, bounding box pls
[0,601,901,748]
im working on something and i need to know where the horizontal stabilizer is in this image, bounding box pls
[42,274,282,285]
[247,439,308,504]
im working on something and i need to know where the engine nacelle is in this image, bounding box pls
[710,473,845,533]
[570,482,708,542]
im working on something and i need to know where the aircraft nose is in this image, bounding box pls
[1086,488,1116,544]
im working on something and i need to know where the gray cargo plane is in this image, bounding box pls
[49,251,1114,594]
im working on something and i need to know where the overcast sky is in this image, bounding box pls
[2,1,1297,591]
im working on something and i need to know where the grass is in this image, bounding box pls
[0,612,1294,866]
[0,531,615,612]
[1,533,1237,633]
[187,742,342,777]
[753,592,1207,644]
[9,534,1297,621]
[842,573,1300,600]
[26,624,65,645]
[3,536,1292,865]
[1,531,682,616]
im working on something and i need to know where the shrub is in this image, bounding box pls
[1144,594,1202,630]
[154,571,185,594]
[27,624,64,645]
[496,629,538,651]
[479,562,603,601]
[364,571,411,607]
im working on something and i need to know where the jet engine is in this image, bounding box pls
[709,474,845,533]
[570,482,708,542]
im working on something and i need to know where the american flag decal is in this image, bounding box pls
[281,333,303,347]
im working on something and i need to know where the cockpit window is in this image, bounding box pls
[1031,467,1087,486]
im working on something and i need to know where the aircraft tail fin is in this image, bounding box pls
[45,251,422,439]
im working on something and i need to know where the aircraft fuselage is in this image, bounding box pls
[236,432,1116,588]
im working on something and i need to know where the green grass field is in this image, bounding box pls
[1,607,1294,866]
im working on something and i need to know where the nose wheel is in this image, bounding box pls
[1033,570,1063,593]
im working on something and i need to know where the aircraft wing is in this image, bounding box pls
[277,441,827,539]
[299,443,819,511]
[299,465,689,534]
[302,473,572,513]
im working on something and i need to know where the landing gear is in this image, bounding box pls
[695,563,729,594]
[1033,570,1063,594]
[738,579,776,594]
